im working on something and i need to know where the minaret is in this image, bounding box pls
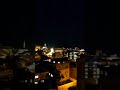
[23,40,26,48]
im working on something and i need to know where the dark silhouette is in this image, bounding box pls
[35,50,61,90]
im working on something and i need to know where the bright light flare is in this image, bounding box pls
[35,75,39,79]
[34,82,38,84]
[80,49,85,52]
[46,48,54,56]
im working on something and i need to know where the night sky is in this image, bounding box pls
[0,0,119,49]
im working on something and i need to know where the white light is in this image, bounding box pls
[80,49,85,52]
[48,59,51,62]
[58,62,60,64]
[53,61,55,63]
[41,80,44,83]
[34,82,38,84]
[51,74,53,77]
[46,48,54,56]
[35,75,39,79]
[51,48,54,53]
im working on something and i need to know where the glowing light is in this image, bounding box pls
[41,80,44,83]
[80,49,85,52]
[58,62,60,64]
[35,75,39,79]
[34,82,38,84]
[41,46,47,50]
[51,48,54,52]
[48,59,51,62]
[53,61,55,63]
[46,48,54,56]
[51,74,53,77]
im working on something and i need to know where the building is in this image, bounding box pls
[53,48,64,59]
[0,46,13,59]
[35,57,77,90]
[35,45,41,51]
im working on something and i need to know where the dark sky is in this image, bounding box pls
[0,0,119,49]
[0,0,34,48]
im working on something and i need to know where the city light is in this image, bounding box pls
[34,82,38,84]
[35,45,41,51]
[35,75,39,79]
[51,74,53,77]
[46,48,54,56]
[49,73,53,77]
[80,49,85,52]
[58,62,60,64]
[53,61,55,63]
[41,80,45,83]
[51,48,54,52]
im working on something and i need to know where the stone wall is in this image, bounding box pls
[69,67,77,79]
[56,61,70,82]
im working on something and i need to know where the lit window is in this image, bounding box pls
[35,75,39,79]
[34,82,38,84]
[48,59,51,62]
[41,80,44,83]
[58,62,60,64]
[51,74,53,77]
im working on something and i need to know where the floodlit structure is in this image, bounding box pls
[35,45,41,51]
[47,48,54,56]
